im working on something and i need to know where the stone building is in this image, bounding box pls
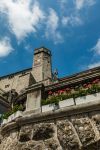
[0,47,100,150]
[0,47,52,114]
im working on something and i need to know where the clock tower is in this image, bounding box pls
[32,47,52,82]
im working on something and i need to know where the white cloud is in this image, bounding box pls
[0,37,13,57]
[58,0,68,12]
[62,15,82,26]
[75,0,84,10]
[88,62,100,69]
[62,17,70,26]
[0,0,96,45]
[45,8,63,44]
[87,38,100,70]
[61,0,96,29]
[91,38,100,55]
[0,0,45,40]
[75,0,96,10]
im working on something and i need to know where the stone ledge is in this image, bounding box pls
[1,100,100,135]
[18,100,100,125]
[1,122,17,136]
[26,83,44,93]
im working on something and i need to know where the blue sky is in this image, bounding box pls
[0,0,100,78]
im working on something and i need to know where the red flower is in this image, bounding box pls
[83,83,91,88]
[92,79,100,84]
[57,89,65,94]
[66,88,70,91]
[48,91,52,95]
[60,90,63,94]
[83,84,87,88]
[57,90,60,93]
[87,84,91,88]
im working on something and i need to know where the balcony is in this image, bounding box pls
[42,79,100,112]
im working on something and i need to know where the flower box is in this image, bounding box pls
[75,92,100,105]
[42,92,100,112]
[59,98,75,108]
[42,103,59,112]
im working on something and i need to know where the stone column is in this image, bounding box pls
[25,83,44,114]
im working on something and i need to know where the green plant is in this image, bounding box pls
[2,111,12,119]
[1,104,24,120]
[92,84,100,93]
[42,83,100,106]
[72,92,79,99]
[12,104,23,113]
[41,96,60,105]
[79,90,87,97]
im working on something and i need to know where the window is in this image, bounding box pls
[5,84,10,88]
[22,72,26,75]
[8,75,14,79]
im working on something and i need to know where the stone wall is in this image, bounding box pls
[0,101,100,150]
[0,71,33,93]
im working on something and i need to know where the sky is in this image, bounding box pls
[0,0,100,78]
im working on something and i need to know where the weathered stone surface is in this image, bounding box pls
[57,120,79,150]
[1,111,100,150]
[19,125,33,142]
[18,141,45,150]
[32,123,55,141]
[0,135,18,150]
[71,115,96,147]
[92,113,100,134]
[44,138,62,150]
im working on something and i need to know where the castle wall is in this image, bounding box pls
[0,70,32,94]
[0,101,100,150]
[0,47,52,93]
